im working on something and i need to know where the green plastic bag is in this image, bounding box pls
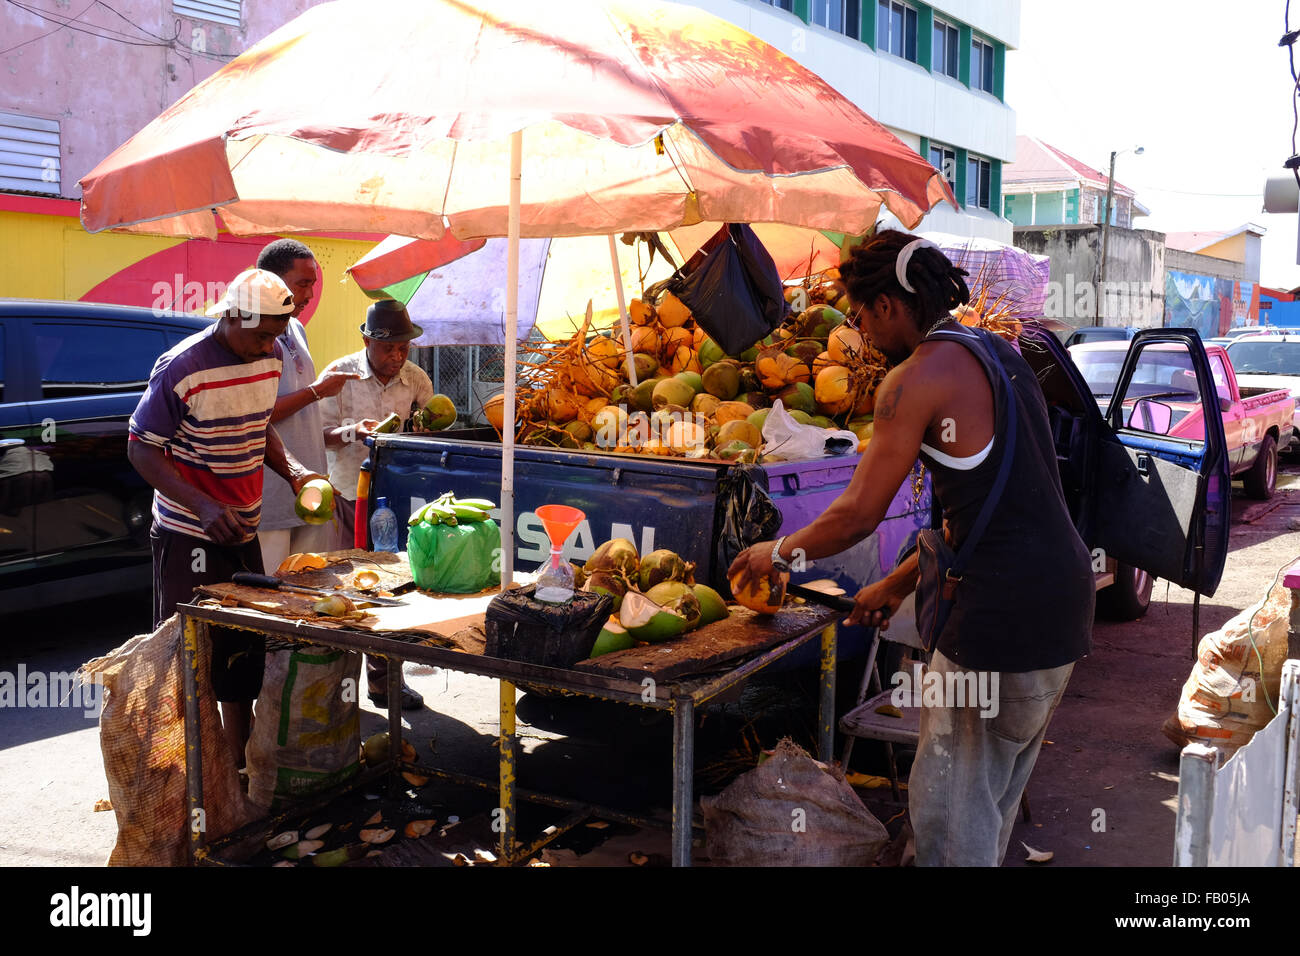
[407,518,501,593]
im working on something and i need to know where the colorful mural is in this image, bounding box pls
[1164,269,1259,339]
[0,195,382,369]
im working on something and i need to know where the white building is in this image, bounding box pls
[683,0,1020,242]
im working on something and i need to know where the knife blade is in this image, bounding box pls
[786,582,890,621]
[232,572,405,606]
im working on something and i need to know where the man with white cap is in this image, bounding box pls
[128,267,330,766]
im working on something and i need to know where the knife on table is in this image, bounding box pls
[232,572,405,606]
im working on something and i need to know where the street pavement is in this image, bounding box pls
[2,463,1298,867]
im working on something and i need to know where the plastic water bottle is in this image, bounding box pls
[369,496,399,552]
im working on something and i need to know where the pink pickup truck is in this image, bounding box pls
[1070,340,1295,499]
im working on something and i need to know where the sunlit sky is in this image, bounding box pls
[1005,0,1296,288]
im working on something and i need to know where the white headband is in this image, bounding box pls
[895,238,937,294]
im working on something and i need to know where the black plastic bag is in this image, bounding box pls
[484,585,614,668]
[714,466,783,599]
[647,224,787,356]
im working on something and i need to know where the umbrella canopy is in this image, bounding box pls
[79,0,954,240]
[919,231,1051,316]
[77,0,957,591]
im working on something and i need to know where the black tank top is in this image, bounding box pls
[918,324,1093,672]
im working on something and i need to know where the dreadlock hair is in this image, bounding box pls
[257,238,315,278]
[839,230,970,334]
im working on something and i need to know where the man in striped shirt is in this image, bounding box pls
[128,268,328,766]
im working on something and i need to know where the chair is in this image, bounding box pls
[838,593,1031,821]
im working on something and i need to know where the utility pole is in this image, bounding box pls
[1097,150,1117,328]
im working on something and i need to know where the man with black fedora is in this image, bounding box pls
[320,298,433,708]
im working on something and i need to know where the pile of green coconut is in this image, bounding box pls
[577,538,730,657]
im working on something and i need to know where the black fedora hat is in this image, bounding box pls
[360,299,423,342]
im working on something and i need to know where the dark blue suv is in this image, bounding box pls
[0,300,209,613]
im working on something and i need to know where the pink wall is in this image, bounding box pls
[2,0,324,199]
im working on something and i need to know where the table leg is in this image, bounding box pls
[671,695,695,867]
[181,614,206,864]
[386,656,401,798]
[818,624,837,763]
[499,680,517,863]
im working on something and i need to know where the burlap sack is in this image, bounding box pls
[701,737,888,866]
[81,615,256,866]
[1164,583,1291,760]
[246,646,361,811]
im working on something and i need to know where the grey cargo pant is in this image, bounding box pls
[910,649,1074,866]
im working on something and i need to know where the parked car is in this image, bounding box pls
[0,299,209,614]
[1024,328,1231,620]
[1224,334,1300,449]
[1069,339,1293,500]
[1061,325,1138,349]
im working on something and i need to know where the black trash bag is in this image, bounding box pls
[646,223,787,356]
[484,585,614,669]
[715,466,782,599]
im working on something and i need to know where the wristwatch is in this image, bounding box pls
[771,536,793,573]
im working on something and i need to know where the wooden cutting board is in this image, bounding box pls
[573,603,836,682]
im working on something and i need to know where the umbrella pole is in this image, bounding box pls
[607,234,638,387]
[500,129,522,592]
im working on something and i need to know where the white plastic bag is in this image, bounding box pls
[760,399,859,462]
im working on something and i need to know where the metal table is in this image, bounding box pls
[177,600,840,867]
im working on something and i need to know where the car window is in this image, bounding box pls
[35,323,167,399]
[0,323,5,403]
[1113,342,1208,443]
[1207,353,1231,402]
[1226,341,1300,374]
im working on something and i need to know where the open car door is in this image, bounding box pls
[1092,328,1230,596]
[1018,326,1230,599]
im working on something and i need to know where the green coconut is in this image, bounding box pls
[747,408,770,434]
[715,439,753,461]
[589,618,636,658]
[698,337,726,368]
[789,410,813,426]
[584,538,640,578]
[424,394,457,430]
[692,584,729,626]
[701,360,741,400]
[294,478,335,526]
[645,581,703,631]
[675,370,703,394]
[652,377,695,409]
[619,590,692,643]
[632,353,660,380]
[639,548,690,591]
[776,382,816,415]
[583,570,629,612]
[631,377,662,413]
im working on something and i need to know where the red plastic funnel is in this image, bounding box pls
[535,504,585,549]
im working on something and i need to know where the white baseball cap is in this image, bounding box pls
[206,268,295,319]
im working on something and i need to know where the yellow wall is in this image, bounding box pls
[0,206,380,370]
[1199,233,1247,264]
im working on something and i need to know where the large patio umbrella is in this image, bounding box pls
[78,0,956,585]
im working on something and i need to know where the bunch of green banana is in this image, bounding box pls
[407,492,496,527]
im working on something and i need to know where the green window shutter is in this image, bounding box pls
[958,24,972,86]
[956,146,969,208]
[860,1,876,46]
[919,136,930,163]
[793,0,810,23]
[994,42,1005,100]
[917,4,933,71]
[1065,188,1080,223]
[991,159,1002,215]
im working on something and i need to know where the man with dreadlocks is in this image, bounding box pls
[730,229,1093,866]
